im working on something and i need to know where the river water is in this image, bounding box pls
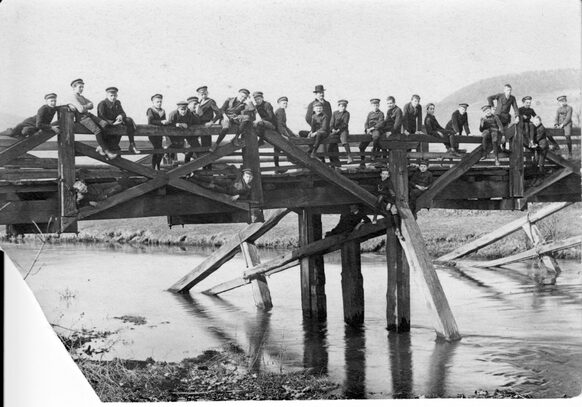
[3,241,581,398]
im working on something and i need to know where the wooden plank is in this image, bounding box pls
[509,125,524,197]
[521,168,573,203]
[167,140,245,180]
[168,208,290,293]
[3,156,59,169]
[341,239,364,326]
[298,209,327,320]
[460,235,582,268]
[386,224,410,332]
[74,123,225,137]
[168,178,249,211]
[75,141,158,178]
[241,241,273,310]
[437,202,573,261]
[415,145,484,210]
[57,109,77,233]
[545,151,581,174]
[0,132,56,167]
[521,222,561,284]
[397,204,461,341]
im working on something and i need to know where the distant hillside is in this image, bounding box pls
[437,69,581,132]
[0,112,25,130]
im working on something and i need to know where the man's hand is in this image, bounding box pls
[404,130,410,135]
[355,223,363,230]
[205,122,213,127]
[161,119,169,125]
[68,104,77,112]
[230,194,240,201]
[415,130,423,135]
[51,125,60,134]
[514,116,520,124]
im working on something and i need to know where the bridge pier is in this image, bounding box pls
[341,239,364,326]
[298,208,326,320]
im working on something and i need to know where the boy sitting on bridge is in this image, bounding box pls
[518,96,537,149]
[67,78,115,159]
[329,99,353,165]
[184,96,201,163]
[212,89,255,152]
[189,167,254,201]
[325,204,370,237]
[409,159,433,214]
[424,103,461,156]
[3,93,60,138]
[531,116,560,173]
[372,167,403,239]
[97,87,140,155]
[359,98,385,169]
[445,103,472,137]
[487,84,520,153]
[305,102,330,162]
[146,94,168,170]
[166,101,195,164]
[479,105,504,166]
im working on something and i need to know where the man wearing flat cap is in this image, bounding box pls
[329,99,352,165]
[196,86,224,153]
[305,85,333,160]
[67,78,116,159]
[445,103,472,137]
[97,87,140,154]
[409,158,433,214]
[4,93,60,138]
[183,96,202,162]
[359,98,385,168]
[479,105,504,166]
[212,88,256,151]
[487,84,520,152]
[554,95,573,158]
[253,91,288,173]
[517,96,537,148]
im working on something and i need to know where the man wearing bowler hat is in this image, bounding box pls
[554,95,573,158]
[212,88,255,151]
[305,85,335,164]
[97,86,140,154]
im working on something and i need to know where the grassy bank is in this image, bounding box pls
[6,204,581,259]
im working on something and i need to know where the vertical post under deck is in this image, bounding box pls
[386,149,411,332]
[340,239,364,325]
[57,108,77,233]
[240,241,273,309]
[298,209,326,320]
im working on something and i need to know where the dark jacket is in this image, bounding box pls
[196,98,222,124]
[365,110,385,131]
[424,113,447,137]
[533,124,559,149]
[402,102,422,133]
[445,110,471,135]
[382,106,403,134]
[146,107,166,125]
[275,107,296,138]
[330,110,350,132]
[97,99,128,123]
[305,99,332,127]
[376,178,397,205]
[35,105,58,130]
[310,113,329,135]
[221,97,255,121]
[479,114,503,132]
[255,101,277,127]
[327,211,370,236]
[167,110,196,127]
[487,93,519,117]
[410,169,433,189]
[518,107,537,123]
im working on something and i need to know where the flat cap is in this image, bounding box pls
[151,93,163,100]
[459,103,469,108]
[187,96,199,103]
[313,101,324,108]
[252,91,264,98]
[557,95,567,101]
[176,101,189,107]
[241,168,253,174]
[196,86,208,93]
[481,105,492,111]
[44,93,57,100]
[337,99,348,106]
[105,87,118,93]
[419,159,429,166]
[522,96,532,102]
[277,96,288,103]
[238,88,250,96]
[370,98,381,104]
[70,78,84,87]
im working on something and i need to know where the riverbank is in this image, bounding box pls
[4,204,581,259]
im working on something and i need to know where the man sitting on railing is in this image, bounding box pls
[531,116,560,173]
[97,87,140,155]
[424,103,461,156]
[487,84,520,153]
[409,159,433,214]
[377,96,403,163]
[184,96,202,163]
[359,98,385,169]
[479,105,504,166]
[3,93,60,138]
[166,101,196,164]
[212,89,255,152]
[445,103,472,137]
[252,91,287,173]
[67,78,115,159]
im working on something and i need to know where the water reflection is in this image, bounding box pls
[387,332,413,398]
[302,319,328,375]
[425,339,459,397]
[344,325,366,398]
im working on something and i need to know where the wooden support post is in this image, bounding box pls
[387,149,411,332]
[521,221,561,284]
[341,239,364,326]
[386,225,410,332]
[240,241,273,309]
[242,127,264,222]
[437,202,573,262]
[57,109,77,233]
[298,208,326,320]
[508,125,524,197]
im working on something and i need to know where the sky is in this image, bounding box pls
[0,0,580,129]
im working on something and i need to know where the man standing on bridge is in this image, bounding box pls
[554,95,573,159]
[487,84,520,153]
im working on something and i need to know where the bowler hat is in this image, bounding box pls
[313,84,326,93]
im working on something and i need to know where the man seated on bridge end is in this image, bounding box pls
[445,103,472,138]
[402,94,423,152]
[166,101,196,165]
[479,105,504,166]
[67,78,116,159]
[212,89,255,152]
[3,93,60,138]
[97,87,140,155]
[554,95,573,159]
[325,204,370,237]
[424,103,461,156]
[330,99,353,165]
[372,167,403,239]
[190,167,254,201]
[409,159,433,215]
[359,98,385,169]
[378,96,403,164]
[146,94,168,170]
[531,116,560,173]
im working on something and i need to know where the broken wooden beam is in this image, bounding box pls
[241,241,273,309]
[521,221,561,284]
[437,202,573,262]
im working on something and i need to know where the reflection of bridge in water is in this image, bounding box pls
[1,107,580,343]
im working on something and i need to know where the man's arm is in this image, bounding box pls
[67,94,86,113]
[416,106,423,132]
[117,101,127,120]
[487,94,498,107]
[97,101,114,124]
[35,106,52,130]
[393,108,403,132]
[564,106,573,126]
[305,101,314,125]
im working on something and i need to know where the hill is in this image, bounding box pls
[436,69,580,133]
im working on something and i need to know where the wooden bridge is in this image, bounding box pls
[1,107,580,341]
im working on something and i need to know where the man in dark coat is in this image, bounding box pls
[517,96,537,148]
[184,96,202,162]
[402,94,423,135]
[479,105,504,166]
[212,89,255,151]
[146,93,168,170]
[306,102,330,161]
[531,116,560,172]
[304,85,337,165]
[359,98,385,167]
[372,167,403,239]
[445,103,472,136]
[6,93,60,137]
[487,84,520,152]
[253,91,287,173]
[196,86,224,153]
[97,87,140,154]
[409,159,434,213]
[424,103,460,155]
[325,204,370,237]
[329,99,352,165]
